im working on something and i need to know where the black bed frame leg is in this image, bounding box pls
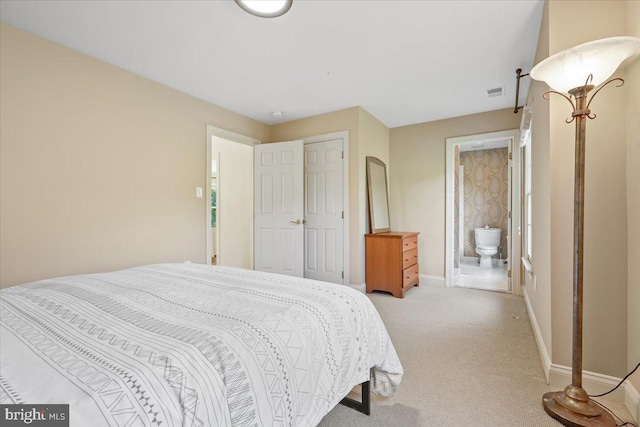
[339,380,370,415]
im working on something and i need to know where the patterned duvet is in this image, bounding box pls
[0,264,402,427]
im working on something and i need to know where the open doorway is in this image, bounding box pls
[445,129,521,294]
[205,126,259,269]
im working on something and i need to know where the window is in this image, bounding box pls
[520,107,533,268]
[524,137,532,260]
[211,178,217,227]
[211,158,217,228]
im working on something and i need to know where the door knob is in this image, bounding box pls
[289,219,301,225]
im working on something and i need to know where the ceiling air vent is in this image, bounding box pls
[487,86,505,98]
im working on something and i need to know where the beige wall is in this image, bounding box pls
[271,107,390,285]
[526,1,632,379]
[389,108,520,277]
[358,108,390,281]
[625,0,640,392]
[0,23,271,288]
[526,0,553,363]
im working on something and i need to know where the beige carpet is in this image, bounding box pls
[319,284,634,426]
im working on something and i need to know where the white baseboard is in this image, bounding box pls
[523,288,551,382]
[349,283,366,293]
[419,274,445,287]
[524,289,638,415]
[548,364,626,403]
[626,380,640,422]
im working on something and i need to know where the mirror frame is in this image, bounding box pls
[366,156,391,234]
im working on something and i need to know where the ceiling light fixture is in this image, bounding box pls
[235,0,293,18]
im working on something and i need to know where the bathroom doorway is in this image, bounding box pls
[445,130,521,294]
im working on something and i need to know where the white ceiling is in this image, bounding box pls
[0,0,544,128]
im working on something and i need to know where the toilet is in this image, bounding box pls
[474,227,502,268]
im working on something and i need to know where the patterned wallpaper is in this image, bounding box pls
[460,148,509,258]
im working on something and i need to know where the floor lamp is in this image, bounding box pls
[530,36,640,427]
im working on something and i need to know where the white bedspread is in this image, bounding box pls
[0,264,402,427]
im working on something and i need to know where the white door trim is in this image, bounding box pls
[445,129,521,294]
[302,131,350,285]
[509,131,522,296]
[205,125,261,266]
[458,164,465,264]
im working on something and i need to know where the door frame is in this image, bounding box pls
[445,129,522,295]
[302,131,350,285]
[205,125,261,266]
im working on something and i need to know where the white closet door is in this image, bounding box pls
[304,139,344,284]
[254,140,304,277]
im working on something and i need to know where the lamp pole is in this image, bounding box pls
[570,84,589,392]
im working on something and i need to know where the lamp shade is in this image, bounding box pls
[530,36,640,93]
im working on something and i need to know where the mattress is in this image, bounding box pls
[0,263,402,427]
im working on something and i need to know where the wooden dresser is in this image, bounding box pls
[365,232,419,298]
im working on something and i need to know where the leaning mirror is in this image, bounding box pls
[366,156,391,234]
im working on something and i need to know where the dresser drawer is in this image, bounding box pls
[402,236,418,252]
[403,263,419,289]
[402,248,418,270]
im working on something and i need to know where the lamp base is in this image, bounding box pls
[543,385,615,427]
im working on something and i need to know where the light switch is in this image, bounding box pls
[196,187,203,198]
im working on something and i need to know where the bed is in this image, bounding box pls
[0,263,402,426]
